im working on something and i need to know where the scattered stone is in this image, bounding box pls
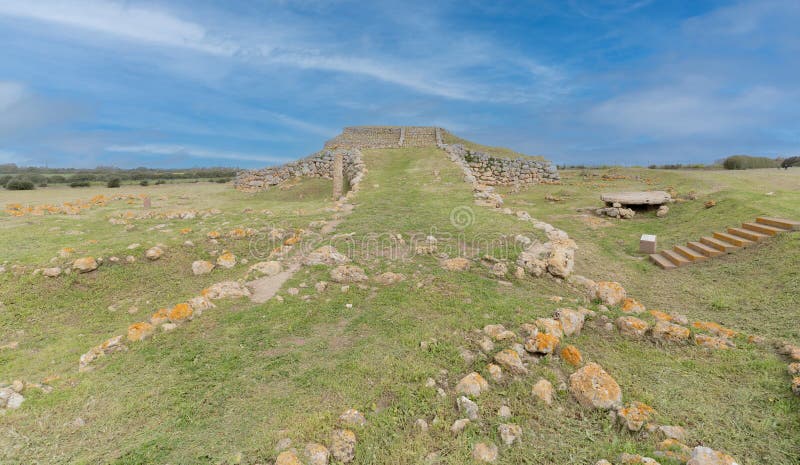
[375,271,405,285]
[532,379,554,405]
[72,257,98,273]
[303,443,330,465]
[192,260,215,275]
[145,246,164,260]
[654,438,693,463]
[652,321,691,344]
[498,423,522,445]
[457,396,479,420]
[414,418,429,432]
[658,425,687,442]
[483,324,516,341]
[569,363,622,410]
[442,257,471,271]
[656,205,669,217]
[695,333,734,350]
[704,200,717,209]
[150,308,170,325]
[524,333,560,355]
[535,318,564,338]
[494,349,528,375]
[593,281,626,306]
[0,388,24,410]
[560,345,583,367]
[478,336,495,353]
[472,442,498,463]
[498,405,512,418]
[127,322,154,341]
[555,308,585,336]
[42,267,62,277]
[616,316,650,338]
[161,323,177,332]
[788,363,800,376]
[451,418,470,434]
[619,453,661,464]
[203,281,251,299]
[330,429,356,463]
[617,401,656,431]
[303,246,350,266]
[275,450,302,465]
[339,409,367,427]
[792,377,800,396]
[168,303,193,322]
[692,321,737,339]
[78,335,126,371]
[686,446,739,465]
[621,298,646,314]
[456,372,490,397]
[486,363,503,382]
[330,265,368,283]
[216,251,237,268]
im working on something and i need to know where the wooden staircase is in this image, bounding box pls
[650,217,799,269]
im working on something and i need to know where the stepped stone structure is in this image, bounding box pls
[234,126,559,191]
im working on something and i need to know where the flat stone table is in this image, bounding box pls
[601,191,671,206]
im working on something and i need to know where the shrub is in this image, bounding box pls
[39,182,48,187]
[722,155,778,170]
[70,181,91,188]
[139,180,150,186]
[48,175,66,183]
[5,178,36,190]
[215,178,230,183]
[155,180,166,185]
[0,175,12,187]
[107,178,121,188]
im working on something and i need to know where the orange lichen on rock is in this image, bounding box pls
[180,228,192,234]
[652,320,691,343]
[168,303,193,322]
[568,362,622,410]
[655,439,692,463]
[617,401,656,431]
[127,322,154,342]
[692,321,737,339]
[621,298,646,314]
[695,333,734,350]
[526,332,560,354]
[284,235,301,246]
[560,345,583,367]
[207,231,221,239]
[228,228,246,238]
[616,316,649,338]
[150,308,170,326]
[649,310,672,321]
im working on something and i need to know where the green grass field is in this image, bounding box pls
[1,150,798,464]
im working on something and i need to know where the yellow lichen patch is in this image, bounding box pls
[180,228,192,234]
[168,303,193,323]
[621,298,645,314]
[284,235,301,246]
[150,308,170,326]
[617,401,656,431]
[207,231,221,239]
[59,247,75,258]
[695,333,733,350]
[127,322,154,342]
[533,333,560,354]
[649,310,672,321]
[228,228,247,239]
[560,345,582,367]
[655,439,692,463]
[692,321,737,339]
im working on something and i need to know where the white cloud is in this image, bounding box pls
[0,0,236,55]
[105,144,286,163]
[0,81,27,110]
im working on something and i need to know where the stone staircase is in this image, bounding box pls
[402,127,438,147]
[649,217,800,269]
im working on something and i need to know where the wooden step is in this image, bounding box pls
[661,249,691,267]
[650,253,677,270]
[756,216,800,231]
[741,222,785,236]
[674,245,708,262]
[727,227,769,242]
[713,231,754,247]
[700,236,739,252]
[687,241,723,257]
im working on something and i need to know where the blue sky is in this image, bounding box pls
[0,0,798,168]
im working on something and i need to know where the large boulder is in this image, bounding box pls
[593,281,627,305]
[555,308,584,336]
[330,429,356,463]
[455,372,490,397]
[72,257,98,273]
[652,321,691,343]
[192,260,215,275]
[569,363,622,410]
[686,446,739,465]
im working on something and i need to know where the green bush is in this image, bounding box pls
[722,155,778,170]
[39,182,48,187]
[107,178,121,188]
[139,180,150,186]
[5,178,36,190]
[155,180,166,185]
[48,175,66,183]
[215,178,230,183]
[70,181,91,188]
[0,175,12,187]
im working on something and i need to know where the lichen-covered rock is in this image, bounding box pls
[498,424,522,445]
[0,388,25,410]
[192,260,214,275]
[655,439,692,463]
[330,429,356,463]
[303,443,330,465]
[560,345,583,367]
[42,267,62,278]
[72,257,98,273]
[616,316,650,338]
[686,446,739,465]
[248,260,282,278]
[472,442,498,463]
[692,321,737,339]
[788,362,800,376]
[216,251,236,269]
[569,363,622,410]
[457,395,479,420]
[374,272,404,285]
[534,318,564,338]
[303,245,350,266]
[532,379,554,405]
[621,298,646,314]
[778,343,800,361]
[652,321,691,343]
[168,303,193,322]
[150,308,170,326]
[617,401,656,431]
[188,295,215,312]
[442,257,471,271]
[494,349,528,375]
[525,333,560,354]
[339,408,367,427]
[593,281,626,306]
[79,335,125,371]
[555,308,585,336]
[203,281,251,299]
[127,322,154,342]
[695,333,734,350]
[619,453,661,464]
[483,324,516,341]
[330,265,368,283]
[145,246,164,260]
[487,363,503,382]
[546,241,575,278]
[274,450,302,465]
[451,418,470,435]
[455,372,490,397]
[792,377,800,396]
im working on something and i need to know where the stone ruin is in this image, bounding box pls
[234,126,559,191]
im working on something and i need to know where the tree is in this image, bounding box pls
[781,156,800,169]
[107,178,122,188]
[5,178,35,190]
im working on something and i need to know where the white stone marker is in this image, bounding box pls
[639,234,657,254]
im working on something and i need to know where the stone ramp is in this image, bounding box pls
[649,216,799,269]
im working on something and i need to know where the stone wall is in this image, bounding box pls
[324,126,401,149]
[441,143,559,186]
[234,149,365,194]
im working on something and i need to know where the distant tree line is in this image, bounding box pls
[1,164,236,190]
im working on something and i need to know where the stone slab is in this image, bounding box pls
[601,191,671,206]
